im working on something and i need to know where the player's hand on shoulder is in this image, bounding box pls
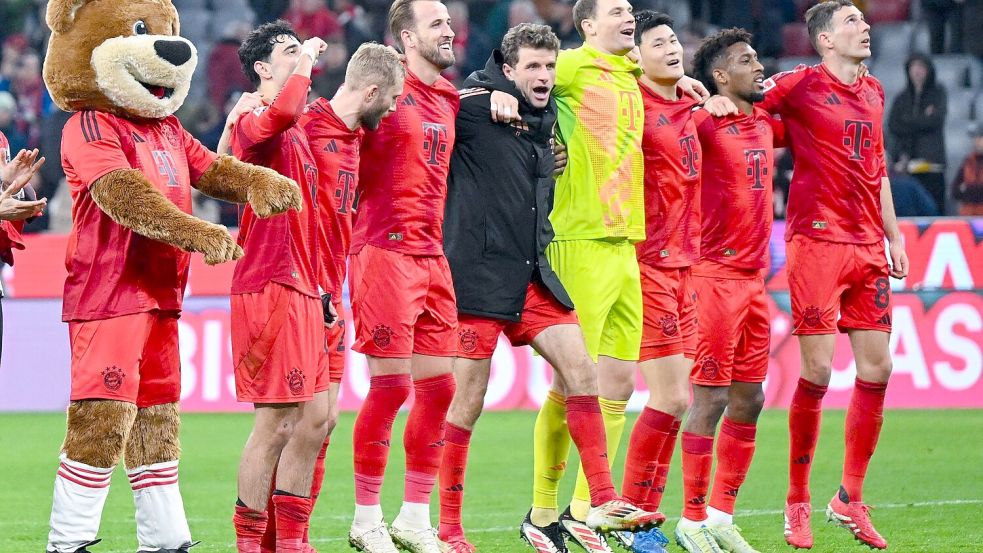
[888,240,908,279]
[553,141,567,176]
[678,75,711,102]
[226,92,263,127]
[489,90,521,123]
[858,62,870,80]
[702,95,739,117]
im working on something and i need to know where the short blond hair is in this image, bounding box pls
[345,42,406,91]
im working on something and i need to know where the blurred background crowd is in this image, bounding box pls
[1,0,981,231]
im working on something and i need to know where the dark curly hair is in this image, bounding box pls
[692,27,754,95]
[238,20,300,88]
[634,10,673,46]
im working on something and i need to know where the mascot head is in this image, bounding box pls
[43,0,197,119]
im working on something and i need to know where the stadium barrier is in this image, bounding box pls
[2,219,980,412]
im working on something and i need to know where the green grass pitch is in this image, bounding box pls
[3,410,982,552]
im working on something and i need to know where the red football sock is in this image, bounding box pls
[233,502,268,553]
[681,432,714,522]
[842,378,887,502]
[787,377,828,504]
[645,418,680,511]
[272,493,312,553]
[438,423,472,541]
[622,407,676,505]
[353,374,412,505]
[566,395,618,506]
[259,472,278,553]
[404,373,456,504]
[709,418,757,515]
[303,436,330,544]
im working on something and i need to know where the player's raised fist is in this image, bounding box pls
[246,166,303,218]
[194,221,243,265]
[302,37,328,59]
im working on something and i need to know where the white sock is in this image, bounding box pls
[127,460,192,550]
[706,506,734,526]
[394,501,431,529]
[353,503,385,530]
[47,453,114,552]
[676,516,706,530]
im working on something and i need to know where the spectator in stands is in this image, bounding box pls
[964,0,983,61]
[952,125,983,216]
[283,0,343,41]
[889,161,940,217]
[207,20,254,111]
[888,53,948,213]
[922,0,964,54]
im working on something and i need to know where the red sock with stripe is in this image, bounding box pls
[437,422,472,542]
[681,432,714,522]
[272,492,311,553]
[353,374,412,506]
[787,377,827,504]
[709,418,757,514]
[566,395,618,506]
[233,501,268,553]
[622,407,676,505]
[645,418,680,511]
[404,374,456,504]
[841,378,887,502]
[303,436,330,544]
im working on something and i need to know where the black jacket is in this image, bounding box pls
[888,53,948,165]
[444,51,573,322]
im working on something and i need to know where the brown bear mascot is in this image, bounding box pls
[41,1,303,551]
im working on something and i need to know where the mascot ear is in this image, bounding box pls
[46,0,92,33]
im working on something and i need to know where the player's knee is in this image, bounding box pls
[857,355,893,382]
[800,355,833,385]
[729,386,765,421]
[450,393,484,428]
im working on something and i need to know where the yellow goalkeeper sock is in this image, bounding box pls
[531,391,571,514]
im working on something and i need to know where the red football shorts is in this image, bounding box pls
[457,282,579,360]
[639,263,697,361]
[69,311,181,408]
[349,245,458,358]
[231,282,321,404]
[786,234,892,335]
[316,300,346,390]
[690,262,770,386]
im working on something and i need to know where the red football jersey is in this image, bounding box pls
[694,107,785,270]
[636,82,702,268]
[759,63,887,244]
[351,68,460,256]
[0,130,9,163]
[300,97,363,299]
[61,110,216,321]
[231,74,320,299]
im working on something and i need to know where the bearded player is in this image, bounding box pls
[751,2,907,549]
[667,28,787,553]
[440,23,660,553]
[346,2,460,552]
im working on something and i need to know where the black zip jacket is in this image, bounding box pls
[444,51,573,322]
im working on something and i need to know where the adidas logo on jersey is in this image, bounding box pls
[402,94,417,106]
[656,114,671,127]
[825,93,842,105]
[324,139,338,153]
[726,124,740,135]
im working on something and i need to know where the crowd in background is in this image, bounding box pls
[1,0,981,232]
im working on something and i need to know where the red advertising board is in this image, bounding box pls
[1,219,981,412]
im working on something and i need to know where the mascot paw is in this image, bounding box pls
[194,222,242,265]
[248,167,303,218]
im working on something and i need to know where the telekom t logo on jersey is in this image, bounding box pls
[422,122,449,166]
[152,150,179,187]
[335,169,356,214]
[619,90,641,131]
[843,120,874,161]
[744,149,768,189]
[679,135,699,177]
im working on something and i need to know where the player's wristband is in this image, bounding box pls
[301,48,318,63]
